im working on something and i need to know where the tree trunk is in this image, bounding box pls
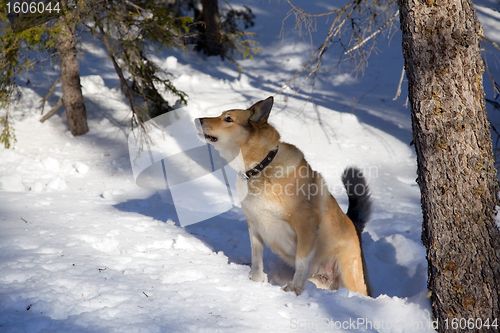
[398,0,500,331]
[199,0,224,57]
[57,2,88,136]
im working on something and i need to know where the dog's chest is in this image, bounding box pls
[241,191,297,261]
[239,176,286,218]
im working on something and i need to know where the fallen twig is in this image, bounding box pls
[40,97,64,123]
[40,75,61,114]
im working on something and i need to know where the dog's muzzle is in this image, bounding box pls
[194,118,218,142]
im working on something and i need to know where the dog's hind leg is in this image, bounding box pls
[337,247,368,296]
[308,260,341,290]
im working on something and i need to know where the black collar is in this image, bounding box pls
[239,146,279,180]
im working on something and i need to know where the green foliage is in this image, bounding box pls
[216,4,260,61]
[225,32,260,60]
[0,112,16,149]
[223,32,261,74]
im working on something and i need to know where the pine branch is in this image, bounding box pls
[98,25,147,134]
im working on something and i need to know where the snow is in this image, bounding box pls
[1,0,499,332]
[164,56,178,71]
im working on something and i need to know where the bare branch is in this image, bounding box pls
[393,65,405,100]
[40,97,63,123]
[285,0,352,18]
[344,10,399,55]
[124,0,144,15]
[39,75,61,114]
[278,0,399,101]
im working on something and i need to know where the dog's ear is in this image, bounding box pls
[249,96,273,124]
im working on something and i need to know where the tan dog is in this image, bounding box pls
[195,97,372,296]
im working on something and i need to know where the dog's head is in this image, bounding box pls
[195,96,274,148]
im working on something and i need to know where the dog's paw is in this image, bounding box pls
[250,272,267,283]
[282,283,303,296]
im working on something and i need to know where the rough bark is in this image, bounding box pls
[398,0,500,331]
[56,2,88,136]
[199,0,224,57]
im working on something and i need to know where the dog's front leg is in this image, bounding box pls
[248,227,266,282]
[283,233,315,296]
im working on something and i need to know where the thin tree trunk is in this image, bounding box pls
[398,0,500,331]
[200,0,224,56]
[57,1,88,136]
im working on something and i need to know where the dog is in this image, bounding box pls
[195,96,372,296]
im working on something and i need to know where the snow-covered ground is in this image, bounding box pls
[1,1,500,332]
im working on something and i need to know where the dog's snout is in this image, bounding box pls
[195,118,204,131]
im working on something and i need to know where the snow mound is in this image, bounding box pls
[80,75,106,95]
[0,173,25,192]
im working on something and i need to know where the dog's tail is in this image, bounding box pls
[341,167,372,233]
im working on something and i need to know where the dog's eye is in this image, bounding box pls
[224,116,233,123]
